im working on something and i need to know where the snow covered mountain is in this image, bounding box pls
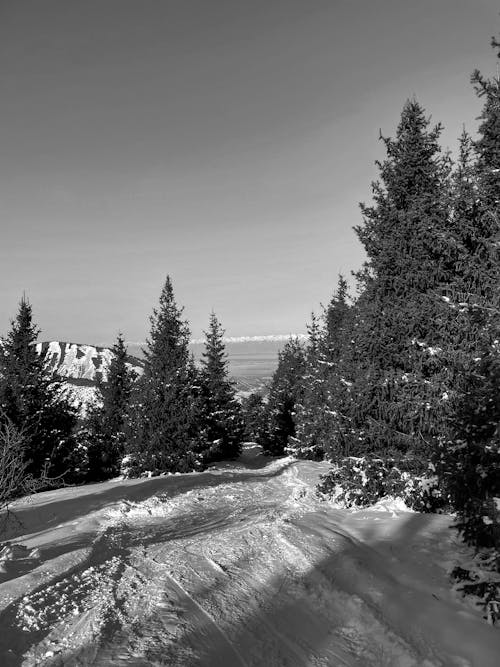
[35,341,144,383]
[30,342,144,414]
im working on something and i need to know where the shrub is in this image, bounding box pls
[451,550,500,625]
[316,456,447,512]
[0,420,49,533]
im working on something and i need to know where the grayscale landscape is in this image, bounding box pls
[1,1,499,665]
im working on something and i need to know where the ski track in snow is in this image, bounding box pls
[0,448,499,666]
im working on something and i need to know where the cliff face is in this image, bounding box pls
[35,341,144,383]
[18,342,143,415]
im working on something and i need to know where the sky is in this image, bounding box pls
[0,0,499,344]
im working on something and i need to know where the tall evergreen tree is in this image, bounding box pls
[198,312,244,461]
[84,333,135,480]
[260,338,306,456]
[323,276,351,352]
[445,336,500,549]
[290,277,354,460]
[347,99,454,458]
[125,276,201,474]
[241,392,266,442]
[0,297,77,480]
[472,37,500,212]
[440,39,500,551]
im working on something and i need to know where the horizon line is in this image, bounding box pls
[123,334,309,347]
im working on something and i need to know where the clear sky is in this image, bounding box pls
[0,0,499,344]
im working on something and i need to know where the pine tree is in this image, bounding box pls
[241,392,266,442]
[125,276,201,474]
[440,39,500,551]
[260,338,306,456]
[198,312,244,461]
[324,276,351,352]
[291,277,355,460]
[85,333,135,480]
[287,316,325,460]
[472,37,500,212]
[348,98,454,458]
[435,131,490,400]
[0,297,77,481]
[445,337,500,549]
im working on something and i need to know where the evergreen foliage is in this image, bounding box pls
[241,392,266,442]
[317,456,444,512]
[198,312,244,461]
[290,101,457,468]
[259,338,306,456]
[0,298,78,482]
[0,33,497,614]
[286,37,500,598]
[285,38,500,587]
[438,38,500,554]
[84,333,135,481]
[125,276,201,475]
[444,335,500,549]
[349,99,454,458]
[289,278,353,460]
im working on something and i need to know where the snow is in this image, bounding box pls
[35,341,144,383]
[62,384,99,415]
[55,343,113,381]
[355,495,416,515]
[0,447,499,666]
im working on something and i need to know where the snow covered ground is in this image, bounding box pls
[0,446,499,666]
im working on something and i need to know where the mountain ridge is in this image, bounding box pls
[35,341,144,384]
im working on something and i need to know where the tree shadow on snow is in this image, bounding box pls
[3,472,500,666]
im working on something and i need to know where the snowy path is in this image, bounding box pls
[0,446,499,666]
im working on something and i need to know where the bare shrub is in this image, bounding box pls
[0,419,48,534]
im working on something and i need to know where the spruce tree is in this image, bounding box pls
[291,277,354,460]
[0,297,77,481]
[260,338,306,456]
[198,312,244,461]
[348,98,453,458]
[472,37,500,212]
[241,392,266,442]
[125,276,201,474]
[85,333,135,480]
[440,39,500,551]
[324,276,351,351]
[445,338,500,549]
[287,314,326,460]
